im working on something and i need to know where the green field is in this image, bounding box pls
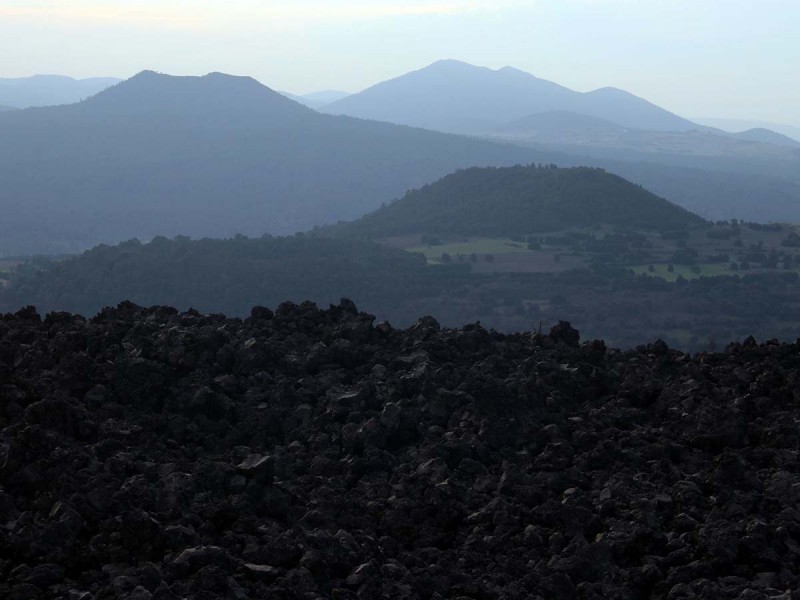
[630,263,733,281]
[407,238,527,262]
[0,260,20,275]
[399,225,800,281]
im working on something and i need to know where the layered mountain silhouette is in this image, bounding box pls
[0,71,541,255]
[0,70,797,256]
[281,89,351,109]
[693,118,800,143]
[323,61,799,165]
[333,164,704,238]
[303,90,350,105]
[0,74,120,108]
[495,111,626,140]
[323,60,696,133]
[722,127,800,147]
[492,114,800,159]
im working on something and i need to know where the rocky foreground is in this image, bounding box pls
[1,301,800,599]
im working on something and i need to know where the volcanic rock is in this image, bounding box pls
[1,300,800,597]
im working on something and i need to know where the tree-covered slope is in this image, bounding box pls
[335,164,705,237]
[728,127,800,147]
[0,235,429,317]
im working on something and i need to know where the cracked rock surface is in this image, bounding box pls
[2,300,800,599]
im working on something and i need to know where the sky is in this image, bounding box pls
[1,0,798,126]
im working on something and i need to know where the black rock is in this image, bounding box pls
[0,301,797,597]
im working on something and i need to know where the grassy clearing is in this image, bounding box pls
[0,260,20,275]
[397,225,800,279]
[407,238,527,262]
[630,263,736,281]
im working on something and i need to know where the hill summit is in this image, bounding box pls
[335,164,705,238]
[79,71,313,122]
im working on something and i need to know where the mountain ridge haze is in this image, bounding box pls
[323,59,698,133]
[0,70,541,255]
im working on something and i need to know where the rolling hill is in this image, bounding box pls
[333,164,705,238]
[725,127,800,147]
[693,117,800,143]
[0,71,544,255]
[495,111,626,140]
[323,60,696,133]
[0,74,121,108]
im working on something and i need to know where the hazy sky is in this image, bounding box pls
[1,0,798,125]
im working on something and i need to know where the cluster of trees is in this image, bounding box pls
[0,235,430,316]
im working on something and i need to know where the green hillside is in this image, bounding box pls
[335,164,706,238]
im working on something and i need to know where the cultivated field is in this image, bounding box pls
[392,222,800,281]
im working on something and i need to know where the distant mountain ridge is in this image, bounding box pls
[324,60,697,133]
[0,74,121,108]
[495,111,625,140]
[304,90,350,103]
[324,61,799,164]
[693,118,800,143]
[333,164,705,238]
[723,128,800,148]
[278,89,351,109]
[491,113,800,160]
[0,71,540,255]
[0,69,797,256]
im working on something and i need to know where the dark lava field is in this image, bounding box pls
[2,300,800,599]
